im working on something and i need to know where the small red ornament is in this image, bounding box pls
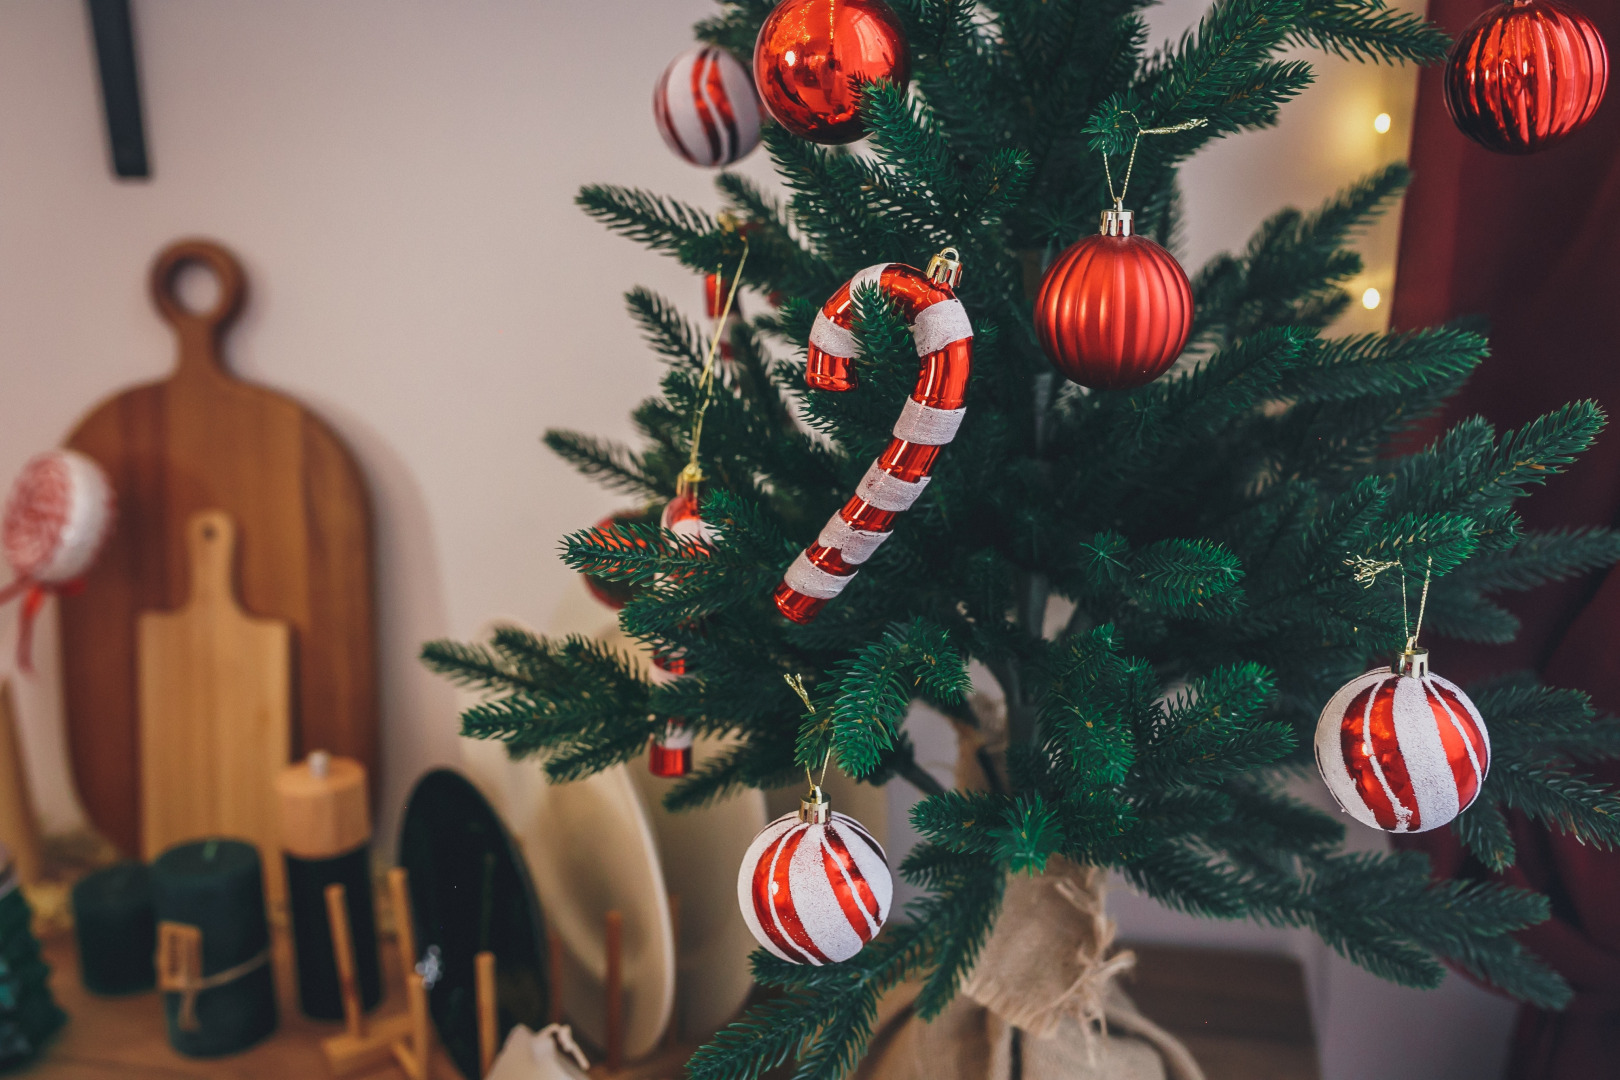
[644,479,715,778]
[581,510,651,610]
[1035,206,1193,390]
[753,0,910,145]
[774,249,973,624]
[654,45,762,167]
[737,788,891,965]
[1314,649,1491,833]
[704,271,744,372]
[1445,0,1608,154]
[1,450,115,672]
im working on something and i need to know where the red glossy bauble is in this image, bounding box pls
[753,0,910,145]
[1445,0,1608,154]
[581,511,650,610]
[1034,209,1193,390]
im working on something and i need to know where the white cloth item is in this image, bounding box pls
[892,397,967,446]
[910,298,974,356]
[817,516,892,565]
[856,463,931,512]
[783,552,856,599]
[487,1023,592,1080]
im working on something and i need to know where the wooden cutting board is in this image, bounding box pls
[61,239,377,857]
[138,510,290,902]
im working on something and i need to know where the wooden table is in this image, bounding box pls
[20,929,1314,1080]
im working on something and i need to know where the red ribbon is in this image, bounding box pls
[0,577,83,673]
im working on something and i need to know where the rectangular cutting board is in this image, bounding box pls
[139,509,290,902]
[60,239,377,857]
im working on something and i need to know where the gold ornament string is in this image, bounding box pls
[784,673,832,792]
[679,228,750,494]
[1342,554,1433,650]
[1100,113,1209,209]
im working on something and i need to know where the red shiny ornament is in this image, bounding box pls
[753,0,910,145]
[1445,0,1608,154]
[1034,208,1193,390]
[581,511,650,610]
[648,720,693,778]
[1314,650,1491,834]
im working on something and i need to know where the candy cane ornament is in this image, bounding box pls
[774,249,972,623]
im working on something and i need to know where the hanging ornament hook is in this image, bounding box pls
[1098,113,1208,218]
[681,235,750,495]
[784,673,832,820]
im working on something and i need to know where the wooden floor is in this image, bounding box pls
[1125,943,1320,1080]
[16,931,1316,1080]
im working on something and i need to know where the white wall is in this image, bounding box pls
[0,2,1514,1076]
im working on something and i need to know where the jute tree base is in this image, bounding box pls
[852,711,1206,1080]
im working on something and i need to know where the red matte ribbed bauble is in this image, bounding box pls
[1034,209,1193,390]
[1445,0,1608,154]
[753,0,910,144]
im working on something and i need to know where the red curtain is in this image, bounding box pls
[1390,0,1620,1074]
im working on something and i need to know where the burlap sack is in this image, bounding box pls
[852,708,1204,1080]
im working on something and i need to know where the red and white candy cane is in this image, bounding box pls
[773,249,973,623]
[0,450,115,671]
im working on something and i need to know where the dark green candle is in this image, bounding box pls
[71,862,155,995]
[150,839,276,1056]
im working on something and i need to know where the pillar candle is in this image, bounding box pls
[276,751,380,1021]
[151,839,276,1056]
[71,861,155,994]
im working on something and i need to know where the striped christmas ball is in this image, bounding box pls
[1314,650,1491,834]
[653,45,761,167]
[737,797,891,965]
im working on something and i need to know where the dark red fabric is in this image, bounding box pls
[1389,1,1620,1075]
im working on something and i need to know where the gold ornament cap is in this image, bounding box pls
[926,247,963,289]
[799,785,831,825]
[1395,648,1430,679]
[1099,206,1134,237]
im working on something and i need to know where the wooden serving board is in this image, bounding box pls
[61,239,377,857]
[138,510,290,901]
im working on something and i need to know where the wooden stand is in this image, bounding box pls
[0,681,43,885]
[319,869,430,1078]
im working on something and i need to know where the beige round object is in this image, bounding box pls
[459,600,675,1060]
[605,618,765,1042]
[275,753,370,858]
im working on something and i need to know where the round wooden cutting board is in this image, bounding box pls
[58,239,377,856]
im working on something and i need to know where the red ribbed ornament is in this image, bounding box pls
[1445,0,1608,154]
[753,0,910,145]
[1034,208,1193,390]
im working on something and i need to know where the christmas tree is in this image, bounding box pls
[0,852,64,1072]
[424,1,1620,1076]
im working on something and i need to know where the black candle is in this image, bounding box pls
[71,861,155,994]
[150,839,277,1056]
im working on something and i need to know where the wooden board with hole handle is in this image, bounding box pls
[138,510,290,900]
[60,239,376,857]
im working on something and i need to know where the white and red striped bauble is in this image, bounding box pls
[737,795,891,965]
[653,46,761,167]
[1314,650,1491,833]
[773,249,973,623]
[0,450,115,671]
